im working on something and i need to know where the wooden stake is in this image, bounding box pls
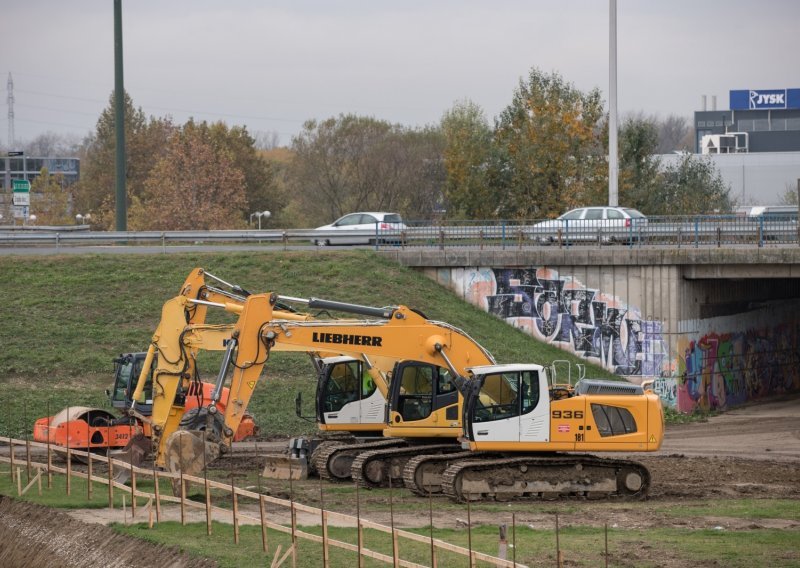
[467,498,474,568]
[230,441,239,544]
[46,400,52,488]
[16,467,22,495]
[322,510,330,568]
[9,437,15,483]
[256,441,267,553]
[130,457,136,517]
[152,452,161,522]
[356,482,363,568]
[87,450,92,500]
[24,402,31,483]
[123,495,127,526]
[37,467,42,496]
[148,498,154,529]
[289,461,297,568]
[512,513,517,568]
[556,513,563,568]
[107,449,114,508]
[389,476,399,568]
[259,494,268,554]
[180,470,186,526]
[320,476,328,568]
[429,489,437,568]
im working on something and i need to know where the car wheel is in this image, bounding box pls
[315,239,329,246]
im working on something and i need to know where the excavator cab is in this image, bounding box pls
[316,356,382,427]
[386,361,460,433]
[110,353,155,414]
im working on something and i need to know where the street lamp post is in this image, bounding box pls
[249,210,271,230]
[76,213,91,226]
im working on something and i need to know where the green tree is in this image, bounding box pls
[491,68,607,219]
[30,168,72,225]
[131,123,247,230]
[72,91,174,229]
[618,115,661,211]
[440,100,495,218]
[649,155,732,215]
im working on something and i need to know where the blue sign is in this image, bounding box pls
[730,89,800,110]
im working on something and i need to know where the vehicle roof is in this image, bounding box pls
[467,363,546,375]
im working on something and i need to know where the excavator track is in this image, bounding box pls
[441,455,651,502]
[352,444,463,489]
[403,451,498,496]
[314,439,406,482]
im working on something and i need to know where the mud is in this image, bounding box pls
[0,496,217,568]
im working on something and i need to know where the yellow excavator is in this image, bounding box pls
[170,292,663,501]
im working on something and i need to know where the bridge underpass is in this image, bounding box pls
[380,247,800,412]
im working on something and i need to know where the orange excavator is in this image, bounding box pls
[32,269,268,463]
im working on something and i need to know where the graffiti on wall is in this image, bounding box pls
[449,267,800,411]
[676,324,800,413]
[458,267,669,380]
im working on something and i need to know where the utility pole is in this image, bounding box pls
[114,0,127,231]
[6,73,14,149]
[608,0,619,207]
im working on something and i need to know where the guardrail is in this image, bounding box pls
[0,215,797,249]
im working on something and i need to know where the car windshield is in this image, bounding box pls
[623,208,646,218]
[383,214,403,223]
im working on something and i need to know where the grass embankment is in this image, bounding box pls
[0,250,617,438]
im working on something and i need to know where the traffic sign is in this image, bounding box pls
[12,192,30,206]
[12,179,31,192]
[12,205,27,219]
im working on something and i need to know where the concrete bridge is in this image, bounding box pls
[380,247,800,413]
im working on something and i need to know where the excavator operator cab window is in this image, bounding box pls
[473,370,540,423]
[323,360,372,413]
[397,363,434,422]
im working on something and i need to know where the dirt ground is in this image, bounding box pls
[1,394,799,566]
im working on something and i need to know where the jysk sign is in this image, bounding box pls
[730,88,800,110]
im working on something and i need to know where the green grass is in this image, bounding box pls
[0,251,619,438]
[111,520,800,568]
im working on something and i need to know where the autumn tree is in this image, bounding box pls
[440,100,495,218]
[289,114,443,225]
[72,91,174,229]
[490,68,607,219]
[131,123,247,230]
[29,168,73,225]
[648,155,732,215]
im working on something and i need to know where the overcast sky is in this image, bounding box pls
[1,0,799,148]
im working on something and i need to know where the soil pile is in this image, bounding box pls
[0,496,217,568]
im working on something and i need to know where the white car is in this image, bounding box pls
[529,206,648,244]
[312,212,407,246]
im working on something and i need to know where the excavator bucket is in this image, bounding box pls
[261,454,308,480]
[261,437,315,480]
[164,430,221,496]
[109,432,150,484]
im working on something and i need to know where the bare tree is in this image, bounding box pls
[656,114,692,154]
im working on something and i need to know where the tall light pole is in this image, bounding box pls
[249,210,271,229]
[114,0,127,231]
[608,0,619,207]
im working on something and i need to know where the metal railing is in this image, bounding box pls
[0,214,797,250]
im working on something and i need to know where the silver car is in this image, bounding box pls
[530,206,648,244]
[312,212,407,246]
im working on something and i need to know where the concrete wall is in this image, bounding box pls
[418,260,800,411]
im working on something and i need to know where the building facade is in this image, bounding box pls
[695,88,800,153]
